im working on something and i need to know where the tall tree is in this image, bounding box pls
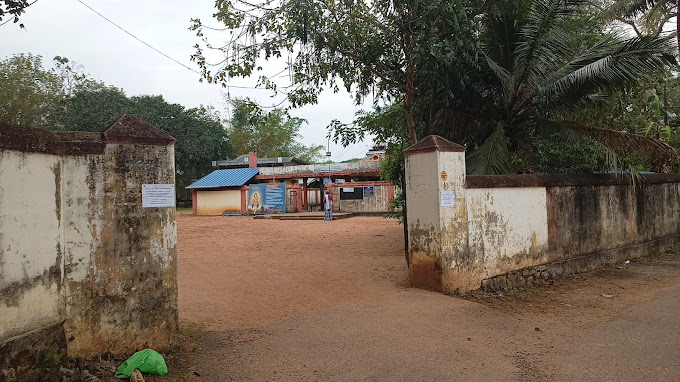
[0,53,104,128]
[228,98,324,162]
[0,54,63,127]
[194,0,679,174]
[191,0,477,145]
[55,90,232,201]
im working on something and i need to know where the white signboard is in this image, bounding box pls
[342,187,355,192]
[440,191,456,207]
[142,184,176,208]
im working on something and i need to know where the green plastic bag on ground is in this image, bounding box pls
[115,349,168,378]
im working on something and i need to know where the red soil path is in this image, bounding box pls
[177,214,406,331]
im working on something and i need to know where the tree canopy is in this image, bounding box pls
[191,0,478,144]
[228,97,324,162]
[0,54,103,127]
[53,89,232,202]
[193,0,680,174]
[0,54,231,202]
[599,0,679,54]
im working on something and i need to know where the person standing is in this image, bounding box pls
[323,190,333,221]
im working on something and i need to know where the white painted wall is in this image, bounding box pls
[197,189,241,215]
[405,137,680,293]
[405,151,440,232]
[0,150,63,340]
[466,187,549,277]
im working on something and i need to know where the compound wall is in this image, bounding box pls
[405,135,680,294]
[0,116,179,379]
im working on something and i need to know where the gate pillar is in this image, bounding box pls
[404,135,471,294]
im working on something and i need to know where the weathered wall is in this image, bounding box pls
[404,142,469,292]
[466,187,550,278]
[0,116,179,377]
[196,189,242,215]
[547,183,680,259]
[331,182,394,213]
[63,142,178,356]
[0,150,63,341]
[405,135,680,294]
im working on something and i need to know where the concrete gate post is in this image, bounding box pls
[404,135,471,294]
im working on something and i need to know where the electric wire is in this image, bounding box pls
[76,0,201,74]
[75,0,277,93]
[0,0,40,27]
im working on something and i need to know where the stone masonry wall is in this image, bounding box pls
[0,115,178,379]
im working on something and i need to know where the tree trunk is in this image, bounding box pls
[398,3,418,268]
[401,173,409,267]
[405,89,417,145]
[404,34,417,145]
[400,10,418,145]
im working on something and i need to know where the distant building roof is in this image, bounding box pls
[186,168,260,189]
[213,154,308,168]
[360,146,386,162]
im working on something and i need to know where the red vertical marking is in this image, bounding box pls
[241,188,248,215]
[546,187,558,245]
[387,184,395,201]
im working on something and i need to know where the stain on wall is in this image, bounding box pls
[0,151,63,340]
[0,116,179,375]
[547,183,680,258]
[405,135,680,294]
[332,183,394,214]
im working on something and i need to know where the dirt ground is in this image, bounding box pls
[63,213,680,381]
[175,213,407,332]
[162,213,680,382]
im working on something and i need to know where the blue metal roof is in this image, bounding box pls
[186,168,260,189]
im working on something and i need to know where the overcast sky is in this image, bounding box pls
[0,0,375,162]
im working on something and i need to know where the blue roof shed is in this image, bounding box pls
[186,168,260,189]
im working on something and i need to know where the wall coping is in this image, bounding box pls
[103,114,176,146]
[0,115,175,156]
[404,135,465,155]
[466,173,680,188]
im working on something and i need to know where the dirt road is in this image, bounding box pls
[169,214,680,381]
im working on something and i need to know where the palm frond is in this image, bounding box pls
[514,0,588,90]
[536,119,647,179]
[558,120,680,172]
[431,107,493,144]
[541,35,677,110]
[480,51,513,104]
[599,144,644,183]
[466,122,515,175]
[620,0,662,17]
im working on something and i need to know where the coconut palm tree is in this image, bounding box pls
[432,0,680,174]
